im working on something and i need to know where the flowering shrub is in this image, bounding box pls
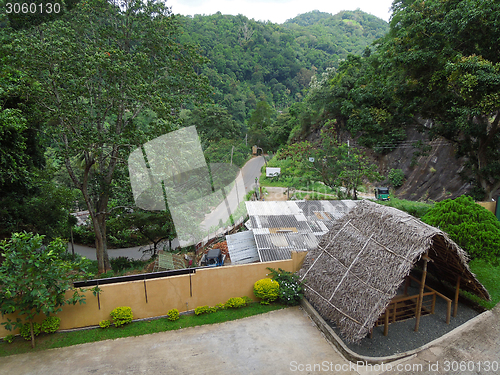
[110,306,133,327]
[167,308,180,321]
[253,278,279,304]
[267,267,304,306]
[99,319,111,329]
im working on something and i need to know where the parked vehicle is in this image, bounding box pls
[375,187,390,201]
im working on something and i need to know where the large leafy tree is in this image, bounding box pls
[381,0,500,200]
[8,0,208,272]
[307,126,383,198]
[0,232,92,348]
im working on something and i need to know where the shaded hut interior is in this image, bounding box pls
[299,200,489,343]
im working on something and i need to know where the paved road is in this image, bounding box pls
[2,305,499,374]
[67,243,151,261]
[200,156,266,232]
[69,156,266,261]
[0,307,357,375]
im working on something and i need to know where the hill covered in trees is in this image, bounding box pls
[177,10,388,129]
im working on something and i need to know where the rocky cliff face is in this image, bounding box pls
[305,125,472,202]
[373,128,470,201]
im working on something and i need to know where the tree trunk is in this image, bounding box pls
[93,212,111,274]
[30,320,35,349]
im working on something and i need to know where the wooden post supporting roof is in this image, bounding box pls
[414,250,429,332]
[454,276,461,317]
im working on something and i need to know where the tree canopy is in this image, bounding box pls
[6,0,208,272]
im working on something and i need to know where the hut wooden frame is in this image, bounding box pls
[299,200,490,343]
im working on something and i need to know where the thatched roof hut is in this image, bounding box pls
[299,200,490,343]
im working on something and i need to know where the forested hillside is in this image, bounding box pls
[178,10,388,130]
[265,0,500,202]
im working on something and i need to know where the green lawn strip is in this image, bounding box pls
[376,198,434,219]
[0,303,286,357]
[464,259,500,310]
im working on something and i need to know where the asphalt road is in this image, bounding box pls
[200,155,265,232]
[70,156,266,261]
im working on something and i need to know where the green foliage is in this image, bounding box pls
[167,309,180,321]
[377,198,433,219]
[380,0,500,200]
[215,303,226,310]
[20,322,41,341]
[194,305,218,315]
[466,259,500,309]
[305,127,383,199]
[110,307,134,327]
[253,278,280,305]
[224,297,247,309]
[3,334,15,344]
[0,232,90,348]
[422,195,500,262]
[8,0,208,273]
[0,302,286,357]
[388,169,405,188]
[267,268,304,306]
[41,316,61,334]
[99,320,111,329]
[178,10,388,130]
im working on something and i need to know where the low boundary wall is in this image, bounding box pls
[0,252,306,338]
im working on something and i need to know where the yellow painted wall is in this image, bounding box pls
[0,252,306,338]
[477,201,497,214]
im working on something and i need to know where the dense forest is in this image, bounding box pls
[177,10,388,135]
[1,0,499,274]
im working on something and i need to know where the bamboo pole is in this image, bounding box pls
[454,276,461,317]
[414,250,429,332]
[384,307,390,336]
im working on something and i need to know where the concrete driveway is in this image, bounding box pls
[0,307,357,375]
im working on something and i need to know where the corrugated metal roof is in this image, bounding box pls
[258,248,293,262]
[226,231,259,265]
[243,200,359,262]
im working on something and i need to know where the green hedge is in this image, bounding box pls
[422,195,500,262]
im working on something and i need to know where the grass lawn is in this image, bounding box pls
[465,259,500,310]
[0,302,286,357]
[375,198,434,219]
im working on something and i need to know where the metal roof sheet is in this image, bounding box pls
[244,200,359,262]
[226,231,259,265]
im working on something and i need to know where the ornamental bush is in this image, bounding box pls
[224,297,247,309]
[422,195,500,262]
[194,305,218,315]
[41,316,61,334]
[267,268,304,306]
[110,306,133,327]
[167,308,180,321]
[253,278,279,304]
[3,334,14,344]
[99,320,111,329]
[20,322,41,341]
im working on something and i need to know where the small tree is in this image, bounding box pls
[307,127,383,199]
[0,232,92,348]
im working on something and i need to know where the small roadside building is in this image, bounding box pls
[299,200,490,343]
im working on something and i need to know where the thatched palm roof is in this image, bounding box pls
[298,200,490,343]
